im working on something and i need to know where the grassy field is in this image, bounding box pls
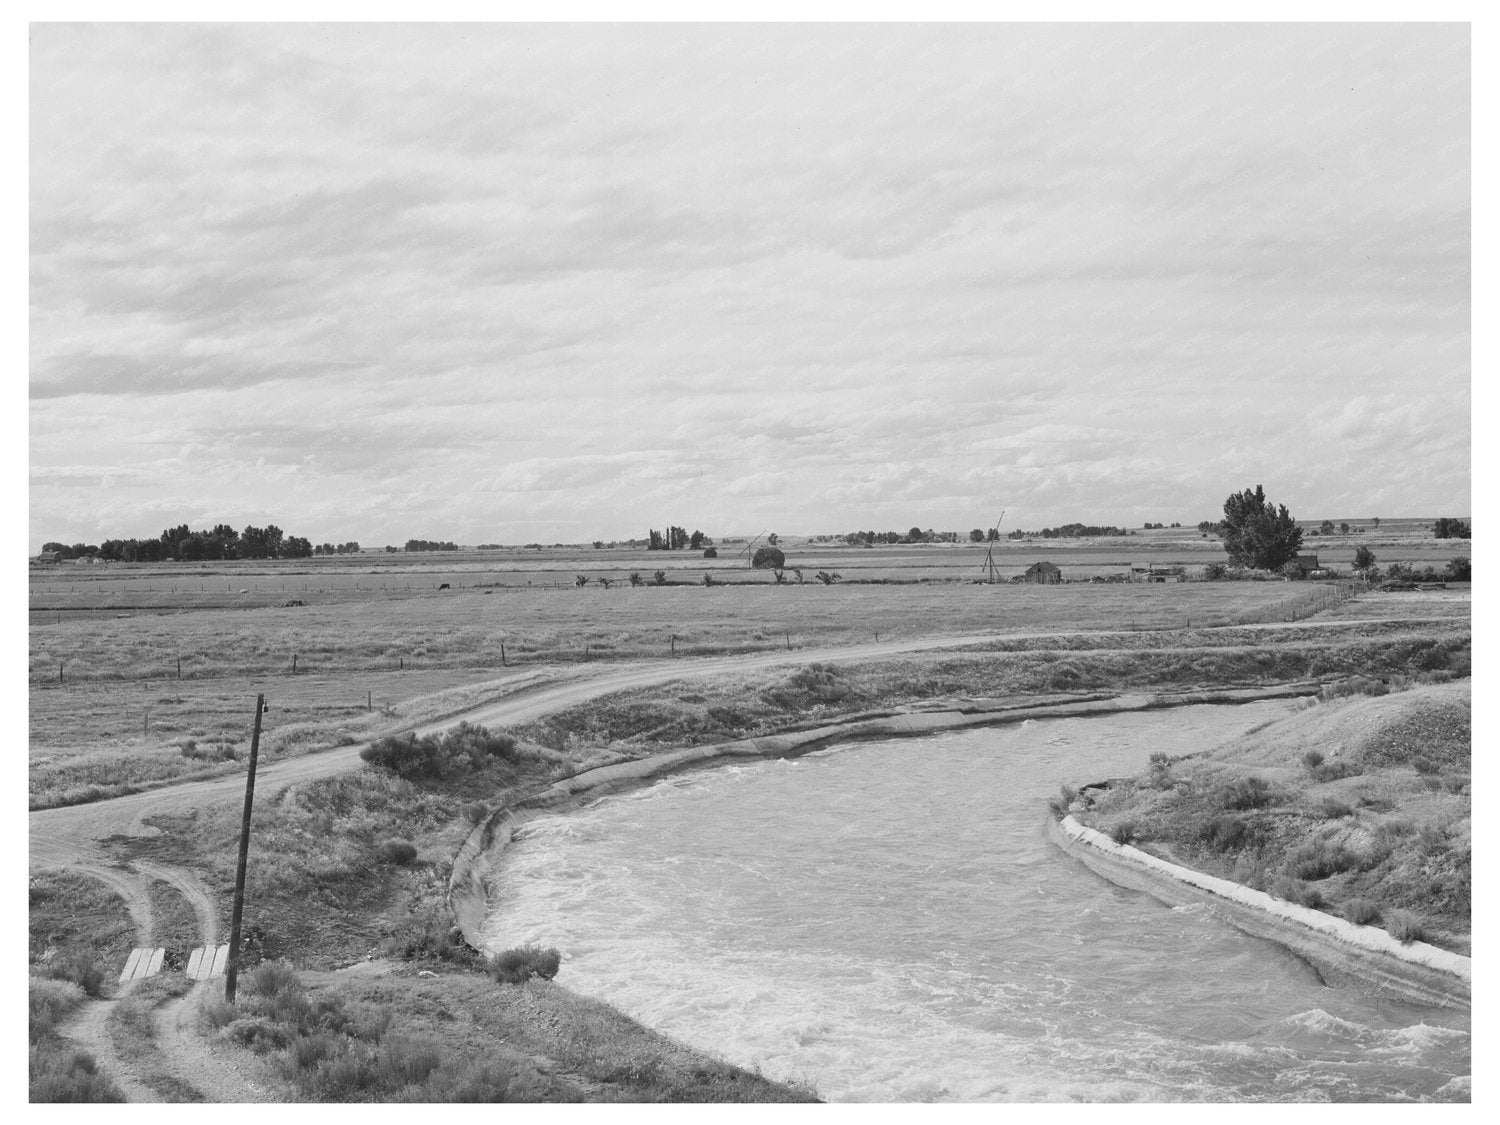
[30,568,1471,809]
[30,578,1360,685]
[27,524,1466,618]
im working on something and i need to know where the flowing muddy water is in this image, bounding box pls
[484,703,1470,1102]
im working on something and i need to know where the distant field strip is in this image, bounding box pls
[29,582,1352,685]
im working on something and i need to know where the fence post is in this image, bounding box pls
[500,641,506,666]
[291,653,298,675]
[177,656,182,680]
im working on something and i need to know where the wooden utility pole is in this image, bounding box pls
[224,693,266,1004]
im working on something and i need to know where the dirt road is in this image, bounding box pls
[30,632,1002,867]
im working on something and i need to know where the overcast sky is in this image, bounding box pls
[28,22,1470,548]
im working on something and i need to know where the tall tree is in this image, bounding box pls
[1220,485,1304,571]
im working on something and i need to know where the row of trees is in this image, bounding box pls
[404,540,458,552]
[646,527,713,551]
[1006,523,1128,539]
[46,523,320,563]
[1433,517,1471,539]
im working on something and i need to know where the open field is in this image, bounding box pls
[29,576,1371,806]
[29,549,1470,1102]
[28,524,1467,620]
[30,577,1365,685]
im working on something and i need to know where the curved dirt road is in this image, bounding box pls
[30,632,998,866]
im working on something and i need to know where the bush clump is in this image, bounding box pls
[1384,909,1429,944]
[1218,775,1273,811]
[490,945,562,985]
[361,722,518,781]
[28,1045,125,1103]
[1270,875,1326,910]
[43,952,107,999]
[377,839,418,866]
[1109,821,1138,845]
[1340,898,1381,926]
[1288,838,1360,881]
[1200,813,1254,852]
[1318,796,1353,819]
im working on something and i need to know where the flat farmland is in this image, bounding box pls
[25,526,1464,622]
[28,539,1468,809]
[31,578,1348,687]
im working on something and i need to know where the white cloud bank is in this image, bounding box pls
[29,23,1469,547]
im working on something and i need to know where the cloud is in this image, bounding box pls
[28,24,1470,548]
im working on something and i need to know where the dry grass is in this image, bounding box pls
[29,579,1343,688]
[29,870,137,995]
[1072,681,1471,951]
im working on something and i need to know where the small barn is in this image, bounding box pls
[1021,561,1062,584]
[1284,553,1321,577]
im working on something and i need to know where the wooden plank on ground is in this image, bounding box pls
[118,947,145,985]
[186,947,206,980]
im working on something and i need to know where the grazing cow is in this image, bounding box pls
[438,583,450,590]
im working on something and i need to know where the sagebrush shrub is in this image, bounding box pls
[46,952,105,999]
[224,1016,293,1053]
[1340,898,1381,926]
[1311,759,1360,783]
[1109,822,1137,845]
[1271,876,1325,909]
[1200,813,1252,851]
[1288,838,1359,880]
[490,945,561,985]
[1384,910,1428,944]
[28,1046,125,1103]
[1318,797,1353,819]
[378,839,418,865]
[361,724,517,781]
[1219,775,1273,810]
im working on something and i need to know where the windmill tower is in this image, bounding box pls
[980,510,1006,584]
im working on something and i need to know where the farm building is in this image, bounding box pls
[1284,553,1321,577]
[31,550,60,566]
[1020,561,1062,584]
[1131,565,1185,583]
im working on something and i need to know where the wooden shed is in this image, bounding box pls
[1021,561,1063,584]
